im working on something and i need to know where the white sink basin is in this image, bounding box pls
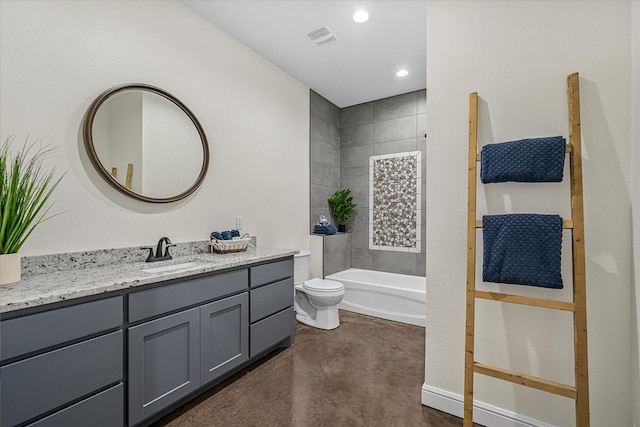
[141,262,197,274]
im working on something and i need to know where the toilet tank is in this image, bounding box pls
[293,250,310,285]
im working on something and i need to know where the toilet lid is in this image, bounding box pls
[303,278,344,292]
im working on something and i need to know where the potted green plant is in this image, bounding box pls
[0,136,64,287]
[328,188,357,233]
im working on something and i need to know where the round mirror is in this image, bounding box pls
[83,84,209,203]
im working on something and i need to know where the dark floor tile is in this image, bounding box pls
[154,311,478,427]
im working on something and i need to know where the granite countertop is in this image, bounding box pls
[0,247,297,314]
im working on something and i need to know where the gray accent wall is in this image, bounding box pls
[310,91,341,232]
[309,89,426,277]
[340,90,426,276]
[323,233,352,277]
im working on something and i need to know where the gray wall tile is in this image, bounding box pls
[417,113,426,138]
[311,138,340,167]
[373,92,417,122]
[341,102,373,128]
[418,137,427,184]
[310,93,341,234]
[350,228,369,250]
[418,138,427,184]
[373,116,417,143]
[418,136,426,153]
[341,123,373,147]
[351,248,372,270]
[349,208,368,230]
[373,138,417,156]
[341,144,373,168]
[311,114,339,146]
[349,186,369,210]
[324,233,351,253]
[311,161,339,188]
[372,251,417,276]
[324,250,350,276]
[417,90,426,114]
[341,166,369,188]
[310,90,340,128]
[416,253,426,276]
[311,184,336,209]
[311,206,331,221]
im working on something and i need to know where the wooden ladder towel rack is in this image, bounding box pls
[463,72,589,426]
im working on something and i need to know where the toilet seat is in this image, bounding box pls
[303,278,344,293]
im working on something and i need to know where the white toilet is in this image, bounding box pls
[293,250,345,330]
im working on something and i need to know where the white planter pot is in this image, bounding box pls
[0,253,21,287]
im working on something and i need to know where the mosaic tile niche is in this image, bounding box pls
[369,151,422,253]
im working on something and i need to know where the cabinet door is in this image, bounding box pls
[200,293,249,385]
[128,308,200,426]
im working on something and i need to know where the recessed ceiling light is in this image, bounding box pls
[396,69,409,77]
[353,10,369,23]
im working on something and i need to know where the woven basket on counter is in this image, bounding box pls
[209,233,252,254]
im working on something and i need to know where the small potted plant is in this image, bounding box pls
[328,188,357,233]
[0,136,64,287]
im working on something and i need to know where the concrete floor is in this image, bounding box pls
[154,311,472,427]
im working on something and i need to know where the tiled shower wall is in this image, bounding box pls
[310,91,351,275]
[309,89,426,277]
[341,90,426,276]
[310,91,340,232]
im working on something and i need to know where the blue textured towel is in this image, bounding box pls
[483,214,563,289]
[212,230,235,240]
[314,225,337,235]
[481,136,566,183]
[313,225,327,234]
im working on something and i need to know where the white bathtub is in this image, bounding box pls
[325,268,426,327]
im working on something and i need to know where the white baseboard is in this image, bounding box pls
[421,384,558,427]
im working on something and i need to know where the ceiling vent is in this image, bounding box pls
[307,26,337,45]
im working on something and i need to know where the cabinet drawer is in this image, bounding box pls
[1,296,123,361]
[250,278,293,323]
[27,383,123,427]
[1,330,123,427]
[129,269,248,322]
[250,258,293,288]
[250,307,294,357]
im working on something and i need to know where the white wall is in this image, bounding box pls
[0,0,310,255]
[424,1,632,426]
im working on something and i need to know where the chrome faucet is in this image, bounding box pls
[142,237,176,262]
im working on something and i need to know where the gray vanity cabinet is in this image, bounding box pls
[127,271,250,426]
[249,258,295,358]
[0,296,124,427]
[1,255,294,427]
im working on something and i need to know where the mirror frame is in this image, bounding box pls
[83,83,210,203]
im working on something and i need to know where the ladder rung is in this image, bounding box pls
[475,219,573,229]
[475,290,575,311]
[473,362,577,399]
[476,145,572,161]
